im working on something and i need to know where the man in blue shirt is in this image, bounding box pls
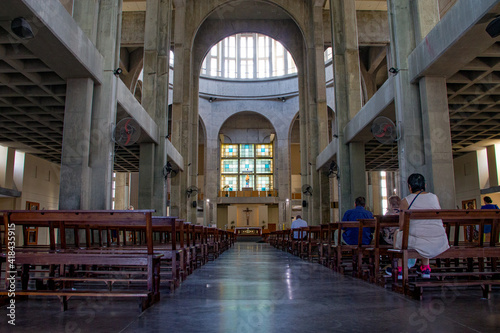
[481,196,499,234]
[342,196,374,245]
[291,215,308,239]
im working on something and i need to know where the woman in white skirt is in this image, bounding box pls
[394,173,450,278]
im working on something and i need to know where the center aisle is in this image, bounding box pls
[121,243,493,333]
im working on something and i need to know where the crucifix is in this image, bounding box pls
[243,207,252,226]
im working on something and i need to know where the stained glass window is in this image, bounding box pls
[240,159,254,173]
[255,144,272,157]
[256,175,273,191]
[221,176,237,191]
[221,144,238,158]
[256,159,272,173]
[220,143,274,193]
[240,144,254,158]
[221,159,238,174]
[240,175,254,189]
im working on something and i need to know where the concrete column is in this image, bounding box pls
[139,0,172,215]
[89,0,122,209]
[370,171,382,215]
[130,172,139,208]
[187,76,199,224]
[330,0,365,217]
[138,143,154,208]
[332,176,339,222]
[170,2,190,220]
[277,138,290,202]
[4,147,15,189]
[487,145,499,187]
[72,0,99,44]
[298,72,309,221]
[419,76,456,208]
[319,171,330,224]
[276,137,291,226]
[412,0,440,42]
[279,200,291,230]
[303,2,329,224]
[413,0,456,208]
[205,134,219,225]
[387,0,424,198]
[60,78,94,210]
[349,142,367,201]
[114,172,128,209]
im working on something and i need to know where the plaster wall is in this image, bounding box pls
[21,154,60,210]
[268,204,279,226]
[291,175,302,194]
[453,152,480,209]
[477,148,489,190]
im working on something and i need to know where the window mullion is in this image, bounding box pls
[236,34,241,79]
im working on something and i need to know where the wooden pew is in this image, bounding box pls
[327,221,362,274]
[0,210,161,311]
[389,209,500,299]
[206,227,219,261]
[301,226,321,262]
[351,219,377,280]
[362,215,399,285]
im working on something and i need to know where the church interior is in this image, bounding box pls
[1,0,500,331]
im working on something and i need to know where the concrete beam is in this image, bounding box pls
[0,187,21,198]
[121,11,146,47]
[344,76,395,143]
[316,138,338,171]
[166,139,184,172]
[116,80,158,144]
[408,0,500,82]
[2,0,104,83]
[323,10,390,46]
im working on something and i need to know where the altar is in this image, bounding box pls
[234,227,262,236]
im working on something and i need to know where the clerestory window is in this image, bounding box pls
[202,33,297,79]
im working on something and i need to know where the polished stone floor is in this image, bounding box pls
[1,243,500,332]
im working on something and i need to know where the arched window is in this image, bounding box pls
[201,33,297,79]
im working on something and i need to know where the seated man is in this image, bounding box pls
[291,215,308,240]
[342,196,374,245]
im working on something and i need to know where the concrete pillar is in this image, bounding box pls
[277,137,290,223]
[371,171,382,215]
[419,77,456,208]
[4,147,15,189]
[413,0,456,208]
[89,0,122,209]
[332,176,339,222]
[298,2,327,224]
[487,145,499,187]
[139,0,172,215]
[319,171,330,224]
[330,0,365,217]
[187,76,200,224]
[387,0,424,198]
[60,78,94,209]
[130,172,139,208]
[72,0,99,44]
[349,142,367,201]
[114,172,128,209]
[204,131,218,225]
[170,2,190,220]
[279,200,291,230]
[138,143,154,208]
[412,0,440,42]
[298,73,309,221]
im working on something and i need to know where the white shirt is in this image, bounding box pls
[291,218,308,239]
